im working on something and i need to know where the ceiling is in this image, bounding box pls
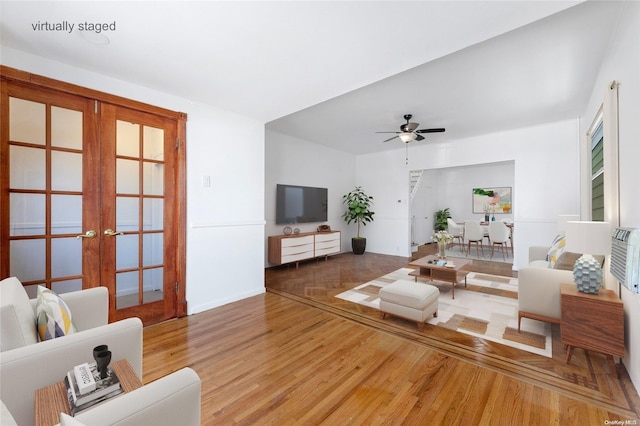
[0,1,623,155]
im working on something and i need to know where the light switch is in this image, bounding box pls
[202,175,211,187]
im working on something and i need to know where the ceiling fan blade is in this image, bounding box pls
[382,135,399,143]
[416,128,446,133]
[375,131,400,134]
[404,122,419,132]
[415,134,425,141]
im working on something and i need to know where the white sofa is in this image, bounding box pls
[517,245,605,331]
[517,246,578,330]
[0,277,143,425]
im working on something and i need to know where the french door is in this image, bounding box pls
[1,68,186,325]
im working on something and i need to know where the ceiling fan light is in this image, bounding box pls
[399,132,415,143]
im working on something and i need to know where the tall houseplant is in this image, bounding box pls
[342,186,375,255]
[434,208,451,232]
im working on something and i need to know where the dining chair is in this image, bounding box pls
[464,221,485,257]
[501,218,514,254]
[488,221,510,260]
[446,218,465,254]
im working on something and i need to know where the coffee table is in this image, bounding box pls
[407,255,472,299]
[34,359,141,426]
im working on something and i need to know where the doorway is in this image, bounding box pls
[1,68,187,325]
[409,169,436,248]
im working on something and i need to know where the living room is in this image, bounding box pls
[263,0,640,398]
[1,0,640,422]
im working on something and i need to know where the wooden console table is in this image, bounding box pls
[560,283,624,378]
[34,359,142,426]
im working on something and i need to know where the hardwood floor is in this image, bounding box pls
[143,252,640,424]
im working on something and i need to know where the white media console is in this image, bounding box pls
[268,231,341,267]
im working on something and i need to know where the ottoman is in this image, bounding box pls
[379,280,439,331]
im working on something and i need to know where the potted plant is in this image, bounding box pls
[434,208,451,232]
[342,186,375,255]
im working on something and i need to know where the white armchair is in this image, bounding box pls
[69,367,201,426]
[1,368,201,426]
[517,246,593,331]
[0,277,143,426]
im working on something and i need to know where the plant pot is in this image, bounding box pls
[352,237,367,255]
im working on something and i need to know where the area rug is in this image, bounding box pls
[412,243,513,263]
[442,243,512,263]
[335,268,551,357]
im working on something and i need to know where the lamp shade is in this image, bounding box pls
[398,132,416,143]
[564,221,611,255]
[557,214,580,233]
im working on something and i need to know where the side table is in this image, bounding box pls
[560,283,624,378]
[34,359,142,426]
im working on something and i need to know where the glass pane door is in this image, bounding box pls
[2,74,182,326]
[101,103,176,323]
[5,86,99,297]
[113,120,165,309]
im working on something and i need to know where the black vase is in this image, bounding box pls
[352,237,366,255]
[93,345,108,362]
[95,350,112,379]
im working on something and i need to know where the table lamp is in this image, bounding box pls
[564,221,611,294]
[557,214,580,234]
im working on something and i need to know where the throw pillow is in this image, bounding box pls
[553,251,582,271]
[36,286,77,341]
[546,234,566,268]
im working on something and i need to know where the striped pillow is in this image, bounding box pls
[546,234,566,268]
[36,286,77,341]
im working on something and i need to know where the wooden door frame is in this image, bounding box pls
[0,66,188,318]
[1,80,101,288]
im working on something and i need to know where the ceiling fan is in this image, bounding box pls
[376,114,445,143]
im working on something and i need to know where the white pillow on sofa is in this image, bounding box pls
[0,277,38,351]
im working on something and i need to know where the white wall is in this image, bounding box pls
[411,162,515,245]
[356,119,580,268]
[1,47,267,315]
[431,162,515,224]
[580,0,640,394]
[264,129,356,263]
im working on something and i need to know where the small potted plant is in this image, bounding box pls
[342,186,375,255]
[434,208,451,231]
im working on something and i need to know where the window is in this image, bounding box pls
[590,119,604,221]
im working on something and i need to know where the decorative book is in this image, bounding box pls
[64,362,122,415]
[65,386,123,416]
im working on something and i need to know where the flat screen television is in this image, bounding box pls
[276,184,328,224]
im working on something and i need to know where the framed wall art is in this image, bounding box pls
[472,187,512,214]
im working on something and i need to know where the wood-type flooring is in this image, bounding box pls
[142,252,640,424]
